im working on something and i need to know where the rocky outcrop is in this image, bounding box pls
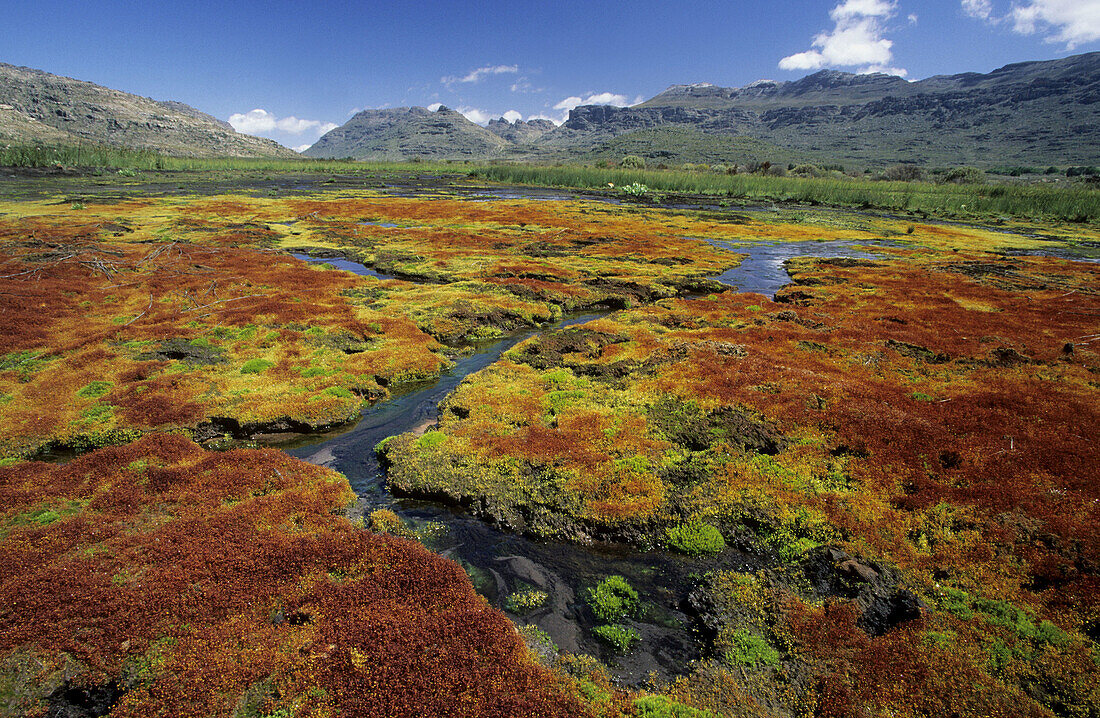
[485,117,555,143]
[0,62,296,157]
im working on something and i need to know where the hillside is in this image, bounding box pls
[304,106,509,160]
[541,52,1100,168]
[0,62,296,158]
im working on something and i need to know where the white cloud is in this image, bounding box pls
[441,64,519,88]
[961,0,993,20]
[1009,0,1100,48]
[510,77,536,93]
[552,92,631,112]
[457,106,492,124]
[525,113,563,126]
[228,109,336,137]
[292,144,312,153]
[961,0,1100,49]
[453,107,528,126]
[831,0,895,18]
[908,13,919,23]
[426,102,443,111]
[779,0,908,77]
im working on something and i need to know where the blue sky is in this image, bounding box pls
[3,0,1098,151]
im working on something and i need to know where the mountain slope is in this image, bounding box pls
[0,62,295,158]
[304,106,508,160]
[538,52,1100,168]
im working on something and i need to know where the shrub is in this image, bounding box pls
[790,164,824,178]
[592,624,640,652]
[587,575,639,622]
[621,155,646,169]
[942,166,985,184]
[883,164,926,181]
[240,359,274,374]
[620,182,649,197]
[665,523,725,556]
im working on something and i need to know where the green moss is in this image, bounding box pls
[80,402,115,422]
[299,366,329,377]
[416,430,447,450]
[0,350,49,380]
[724,629,780,667]
[592,624,640,653]
[241,359,274,374]
[665,523,726,556]
[505,588,549,614]
[4,499,85,536]
[76,380,113,399]
[633,695,717,717]
[324,386,355,400]
[587,575,639,623]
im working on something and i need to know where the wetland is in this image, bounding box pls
[0,168,1098,717]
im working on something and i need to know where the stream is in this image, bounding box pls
[282,218,1094,685]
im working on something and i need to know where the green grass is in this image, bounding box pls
[471,164,1100,222]
[0,142,463,174]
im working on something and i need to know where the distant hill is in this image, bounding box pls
[544,52,1100,168]
[303,106,509,160]
[0,62,296,158]
[309,52,1100,168]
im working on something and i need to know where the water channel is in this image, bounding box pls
[283,200,1097,685]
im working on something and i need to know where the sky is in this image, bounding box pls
[3,0,1099,151]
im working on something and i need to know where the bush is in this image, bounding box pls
[665,523,725,556]
[883,164,926,181]
[592,624,640,652]
[620,182,648,197]
[942,166,985,184]
[587,575,639,622]
[621,155,646,169]
[790,164,824,178]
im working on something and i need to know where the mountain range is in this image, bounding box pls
[1,53,1098,168]
[307,52,1100,168]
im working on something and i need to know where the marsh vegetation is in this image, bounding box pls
[0,167,1097,717]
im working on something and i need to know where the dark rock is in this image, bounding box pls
[46,682,123,718]
[137,337,224,365]
[884,339,950,364]
[510,327,629,370]
[798,546,925,636]
[858,588,924,637]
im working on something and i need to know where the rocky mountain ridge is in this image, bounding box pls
[307,52,1100,168]
[0,62,296,158]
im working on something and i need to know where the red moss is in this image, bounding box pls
[0,436,588,716]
